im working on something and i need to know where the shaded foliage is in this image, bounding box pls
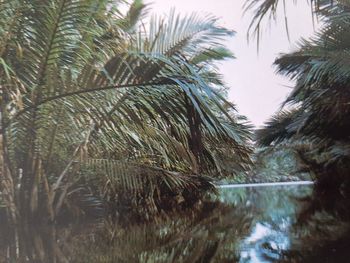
[0,0,252,223]
[250,0,350,187]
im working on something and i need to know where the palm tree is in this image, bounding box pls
[0,0,252,223]
[245,0,350,41]
[248,0,350,186]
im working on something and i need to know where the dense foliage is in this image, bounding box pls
[0,0,253,223]
[247,0,350,188]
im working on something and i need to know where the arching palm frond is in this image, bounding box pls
[69,10,252,176]
[272,2,350,138]
[81,159,216,216]
[245,0,350,42]
[275,7,350,101]
[1,0,252,222]
[256,109,303,146]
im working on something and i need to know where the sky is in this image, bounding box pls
[145,0,317,127]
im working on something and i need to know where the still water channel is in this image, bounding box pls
[2,182,350,262]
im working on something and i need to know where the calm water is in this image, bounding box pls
[2,184,350,262]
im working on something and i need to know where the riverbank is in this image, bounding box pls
[217,181,314,188]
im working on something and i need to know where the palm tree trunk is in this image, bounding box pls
[0,102,18,224]
[185,94,203,174]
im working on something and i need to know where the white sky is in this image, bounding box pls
[145,0,317,127]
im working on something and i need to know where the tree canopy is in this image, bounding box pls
[0,0,252,223]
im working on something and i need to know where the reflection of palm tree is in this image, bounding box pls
[0,0,252,223]
[0,202,254,262]
[67,203,253,263]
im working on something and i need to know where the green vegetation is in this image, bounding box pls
[247,0,350,190]
[0,0,253,224]
[1,0,350,261]
[251,147,312,183]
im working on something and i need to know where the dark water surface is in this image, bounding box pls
[2,183,350,262]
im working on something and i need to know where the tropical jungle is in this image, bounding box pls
[0,0,350,262]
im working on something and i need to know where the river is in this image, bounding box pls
[1,182,350,262]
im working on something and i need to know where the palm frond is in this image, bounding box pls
[256,108,303,146]
[1,1,253,221]
[245,0,350,43]
[81,158,216,217]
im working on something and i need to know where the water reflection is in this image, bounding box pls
[218,185,312,262]
[2,184,350,262]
